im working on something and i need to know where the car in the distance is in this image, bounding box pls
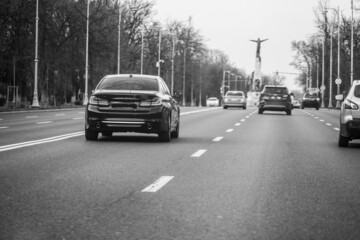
[223,91,247,109]
[301,93,320,110]
[206,97,219,107]
[292,100,301,109]
[85,74,180,142]
[258,85,292,115]
[336,80,360,147]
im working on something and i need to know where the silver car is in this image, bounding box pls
[336,80,360,147]
[223,91,247,109]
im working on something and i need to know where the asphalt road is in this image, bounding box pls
[0,106,360,240]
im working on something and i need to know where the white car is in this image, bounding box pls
[292,100,301,109]
[336,80,360,147]
[206,97,219,107]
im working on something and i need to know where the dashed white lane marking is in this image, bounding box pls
[235,123,241,126]
[213,137,224,142]
[36,121,52,124]
[55,113,65,116]
[334,128,340,131]
[320,119,324,122]
[0,127,8,129]
[141,176,174,193]
[26,116,38,119]
[246,116,250,118]
[326,123,332,126]
[191,149,207,157]
[226,129,234,133]
[315,117,319,119]
[73,117,83,120]
[241,119,246,122]
[0,118,3,121]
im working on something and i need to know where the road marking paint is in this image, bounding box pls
[0,127,8,129]
[213,137,224,142]
[0,131,84,152]
[191,149,207,157]
[181,108,219,116]
[334,128,340,131]
[36,121,52,124]
[55,113,65,116]
[241,119,246,122]
[246,116,250,118]
[320,119,324,122]
[226,129,234,133]
[0,118,3,121]
[326,123,332,126]
[315,117,319,119]
[26,116,38,119]
[73,117,83,120]
[235,123,241,126]
[141,176,174,193]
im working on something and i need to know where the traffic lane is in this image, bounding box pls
[0,107,250,239]
[62,109,360,239]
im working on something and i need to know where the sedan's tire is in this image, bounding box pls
[158,117,171,142]
[316,107,319,110]
[223,106,228,109]
[85,129,98,141]
[243,106,247,110]
[102,131,113,137]
[171,120,179,138]
[286,110,292,115]
[338,134,349,147]
[258,108,263,114]
[301,105,304,109]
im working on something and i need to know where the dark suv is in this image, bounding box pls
[258,85,292,115]
[301,93,320,110]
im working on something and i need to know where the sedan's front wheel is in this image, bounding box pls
[85,129,98,141]
[338,134,349,147]
[171,120,179,138]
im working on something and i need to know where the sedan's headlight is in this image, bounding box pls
[89,96,109,106]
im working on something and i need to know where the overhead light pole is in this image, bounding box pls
[182,46,193,106]
[83,0,90,105]
[32,0,40,107]
[157,30,162,76]
[141,28,144,74]
[351,0,354,85]
[117,0,122,74]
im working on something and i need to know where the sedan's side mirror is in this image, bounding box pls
[335,94,344,101]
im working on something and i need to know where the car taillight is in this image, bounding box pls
[89,96,109,106]
[139,97,162,106]
[344,99,359,110]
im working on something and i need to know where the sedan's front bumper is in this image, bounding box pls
[85,105,169,134]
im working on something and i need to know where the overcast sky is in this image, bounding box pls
[153,0,352,91]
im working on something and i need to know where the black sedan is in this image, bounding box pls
[85,74,180,142]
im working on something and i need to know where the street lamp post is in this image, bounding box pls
[182,47,193,106]
[157,30,162,76]
[329,24,334,108]
[221,70,231,103]
[32,0,40,107]
[117,0,122,74]
[321,34,326,108]
[141,28,144,74]
[83,0,90,105]
[351,0,354,85]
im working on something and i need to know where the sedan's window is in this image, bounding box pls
[354,85,360,98]
[305,94,318,98]
[226,92,243,96]
[97,76,159,91]
[263,87,288,94]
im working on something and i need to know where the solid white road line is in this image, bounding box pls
[226,129,234,133]
[141,176,174,193]
[334,128,340,131]
[0,127,8,129]
[212,137,224,142]
[191,149,207,157]
[73,117,83,120]
[55,113,65,116]
[180,108,219,116]
[36,121,52,124]
[26,116,38,119]
[0,131,84,152]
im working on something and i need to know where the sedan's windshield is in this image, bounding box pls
[354,85,360,98]
[263,87,288,94]
[97,76,159,91]
[305,94,318,98]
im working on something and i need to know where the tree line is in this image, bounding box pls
[291,0,360,106]
[0,0,248,107]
